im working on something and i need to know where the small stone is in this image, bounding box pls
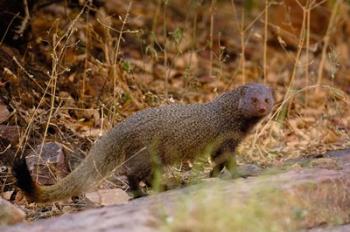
[310,158,341,170]
[25,142,69,185]
[0,197,25,226]
[1,191,13,201]
[86,189,130,206]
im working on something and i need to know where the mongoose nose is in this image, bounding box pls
[258,107,266,114]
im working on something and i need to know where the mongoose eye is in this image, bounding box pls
[251,97,258,103]
[265,98,269,103]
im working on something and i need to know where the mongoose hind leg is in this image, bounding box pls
[124,148,153,198]
[127,166,167,198]
[125,147,168,198]
[127,174,149,198]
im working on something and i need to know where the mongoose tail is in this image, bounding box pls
[13,157,95,203]
[12,158,39,202]
[13,126,126,203]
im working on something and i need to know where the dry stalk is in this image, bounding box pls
[240,7,246,84]
[209,0,215,78]
[276,0,308,122]
[304,1,311,105]
[163,0,169,99]
[28,6,86,181]
[113,1,133,97]
[263,0,269,83]
[316,0,342,91]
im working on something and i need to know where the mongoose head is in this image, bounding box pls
[238,83,274,118]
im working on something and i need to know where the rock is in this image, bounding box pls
[1,149,350,232]
[25,142,69,185]
[307,224,350,232]
[0,198,25,226]
[236,164,262,177]
[85,189,130,206]
[1,191,14,201]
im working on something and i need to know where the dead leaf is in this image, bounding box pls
[323,129,339,144]
[0,125,20,144]
[0,102,10,123]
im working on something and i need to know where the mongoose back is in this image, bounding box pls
[13,83,274,203]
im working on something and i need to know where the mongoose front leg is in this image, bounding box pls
[210,140,262,178]
[210,139,238,177]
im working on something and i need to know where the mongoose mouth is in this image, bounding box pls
[258,105,272,116]
[257,106,267,115]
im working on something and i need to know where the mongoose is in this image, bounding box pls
[13,83,274,203]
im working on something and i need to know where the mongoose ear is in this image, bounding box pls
[269,87,276,101]
[239,86,247,96]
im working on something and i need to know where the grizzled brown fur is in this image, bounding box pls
[13,83,274,202]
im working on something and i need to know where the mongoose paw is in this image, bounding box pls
[215,164,262,179]
[235,164,262,178]
[130,190,148,199]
